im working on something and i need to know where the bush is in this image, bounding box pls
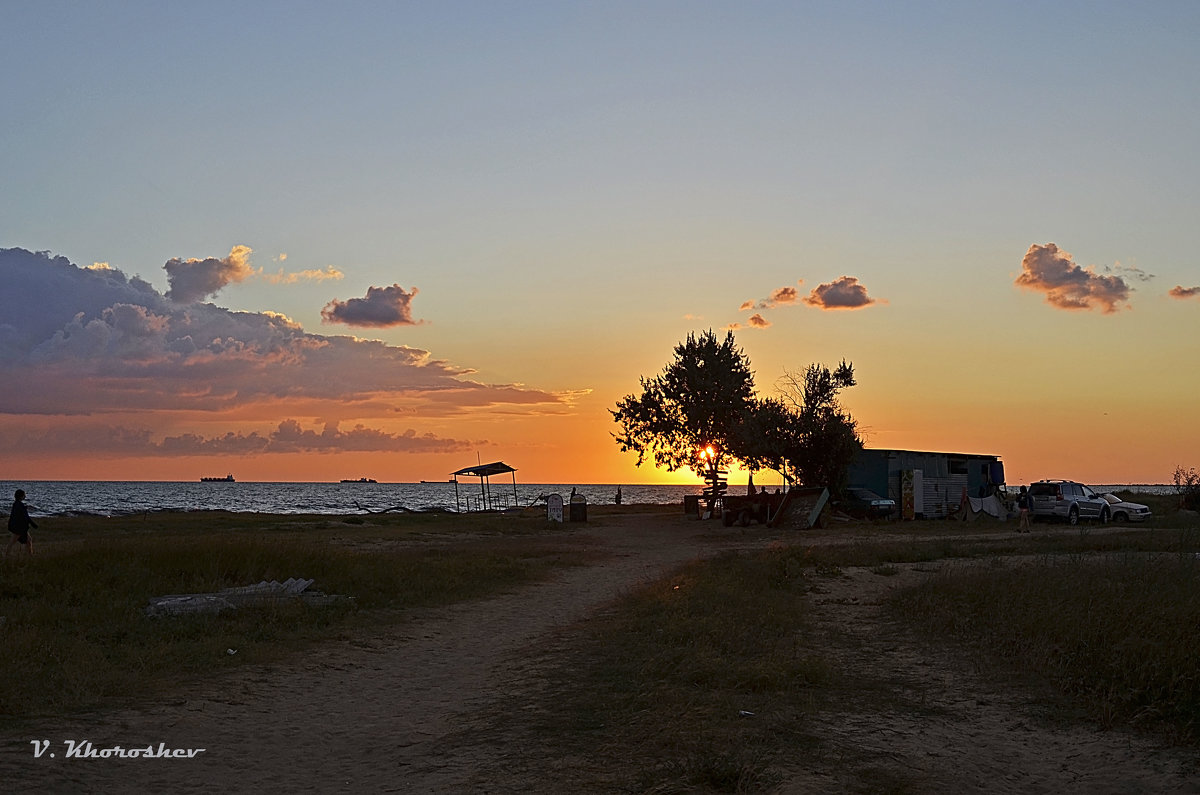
[1173,466,1200,511]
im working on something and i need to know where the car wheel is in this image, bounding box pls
[1068,505,1079,526]
[1114,511,1128,522]
[1099,506,1110,524]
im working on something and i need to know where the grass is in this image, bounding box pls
[888,537,1200,739]
[528,549,831,792]
[522,512,1200,791]
[0,509,585,722]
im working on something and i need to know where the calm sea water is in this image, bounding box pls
[0,481,703,517]
[1,480,1174,518]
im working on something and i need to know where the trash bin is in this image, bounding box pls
[569,495,587,522]
[683,494,700,516]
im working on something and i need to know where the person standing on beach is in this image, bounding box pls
[1017,485,1031,533]
[7,488,37,556]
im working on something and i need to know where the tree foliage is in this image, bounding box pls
[612,331,864,493]
[1174,465,1200,511]
[733,361,863,493]
[610,330,755,475]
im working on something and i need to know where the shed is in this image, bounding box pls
[452,461,519,512]
[847,448,1004,519]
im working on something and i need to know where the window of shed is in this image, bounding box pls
[949,459,969,475]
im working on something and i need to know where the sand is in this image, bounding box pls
[2,512,1197,793]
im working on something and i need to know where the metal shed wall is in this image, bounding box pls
[848,449,1002,519]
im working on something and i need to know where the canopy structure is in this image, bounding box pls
[451,461,518,512]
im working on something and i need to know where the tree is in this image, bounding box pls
[735,361,863,493]
[610,330,756,477]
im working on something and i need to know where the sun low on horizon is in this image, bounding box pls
[3,3,1199,490]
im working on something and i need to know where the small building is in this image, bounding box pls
[847,448,1004,519]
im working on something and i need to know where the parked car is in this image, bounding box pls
[837,487,897,519]
[1027,480,1109,525]
[1101,493,1152,523]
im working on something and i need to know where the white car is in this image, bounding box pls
[1101,493,1152,523]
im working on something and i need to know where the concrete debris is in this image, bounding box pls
[146,578,351,617]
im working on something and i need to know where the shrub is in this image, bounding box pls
[1173,465,1200,511]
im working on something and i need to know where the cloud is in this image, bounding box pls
[803,276,878,310]
[742,282,802,311]
[1014,243,1132,313]
[163,244,255,303]
[748,313,771,328]
[321,284,424,327]
[1111,263,1154,283]
[262,265,344,285]
[0,419,475,456]
[0,247,564,456]
[1169,285,1200,300]
[159,420,473,455]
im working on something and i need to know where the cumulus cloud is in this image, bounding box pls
[1169,285,1200,300]
[0,247,564,455]
[164,244,255,303]
[162,247,349,298]
[321,284,424,327]
[1014,243,1133,313]
[742,283,802,312]
[748,313,771,328]
[803,276,878,310]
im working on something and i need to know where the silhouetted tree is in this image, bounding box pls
[1174,465,1200,511]
[735,361,863,493]
[611,330,755,477]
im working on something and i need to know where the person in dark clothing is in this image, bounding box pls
[1017,485,1031,533]
[7,488,37,556]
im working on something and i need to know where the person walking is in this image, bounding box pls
[7,488,37,556]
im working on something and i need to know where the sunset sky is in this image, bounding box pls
[3,2,1198,486]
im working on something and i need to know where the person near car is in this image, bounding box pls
[1017,485,1031,532]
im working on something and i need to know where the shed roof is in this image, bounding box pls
[451,461,517,478]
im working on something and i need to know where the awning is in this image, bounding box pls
[451,461,517,478]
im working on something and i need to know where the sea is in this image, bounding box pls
[0,481,703,518]
[0,480,1175,519]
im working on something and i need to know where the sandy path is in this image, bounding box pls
[0,512,728,793]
